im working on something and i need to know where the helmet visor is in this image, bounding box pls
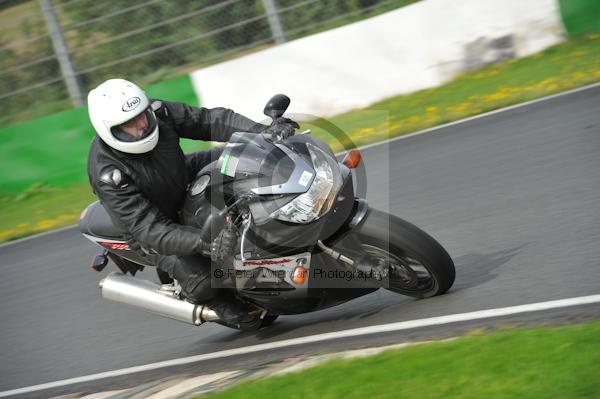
[110,107,157,142]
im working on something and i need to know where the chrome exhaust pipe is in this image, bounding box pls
[99,272,219,325]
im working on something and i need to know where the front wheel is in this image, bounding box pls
[356,209,455,298]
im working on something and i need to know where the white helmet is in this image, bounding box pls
[87,78,159,154]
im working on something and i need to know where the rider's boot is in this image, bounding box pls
[159,254,262,330]
[207,291,262,331]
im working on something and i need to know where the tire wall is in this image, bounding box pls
[558,0,600,37]
[190,0,566,122]
[0,75,200,193]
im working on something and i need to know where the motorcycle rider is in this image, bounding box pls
[86,78,297,327]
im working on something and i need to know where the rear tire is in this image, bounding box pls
[215,316,263,331]
[217,313,279,330]
[356,208,455,298]
[261,314,279,327]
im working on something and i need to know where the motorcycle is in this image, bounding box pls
[79,94,455,330]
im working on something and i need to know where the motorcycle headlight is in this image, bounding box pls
[271,143,343,224]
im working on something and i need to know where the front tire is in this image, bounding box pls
[356,208,455,298]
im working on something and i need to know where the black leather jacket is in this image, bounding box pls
[87,100,265,256]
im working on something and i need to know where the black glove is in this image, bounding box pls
[265,117,299,140]
[124,234,157,256]
[210,227,238,262]
[125,235,141,252]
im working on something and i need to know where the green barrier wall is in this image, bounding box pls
[0,74,199,193]
[559,0,600,36]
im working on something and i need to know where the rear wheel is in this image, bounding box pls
[356,209,455,298]
[215,315,262,331]
[261,314,279,327]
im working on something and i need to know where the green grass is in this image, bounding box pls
[0,182,95,242]
[204,322,600,399]
[0,34,599,243]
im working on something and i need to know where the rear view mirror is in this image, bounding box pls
[263,94,290,120]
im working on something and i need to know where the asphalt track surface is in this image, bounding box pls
[1,86,599,397]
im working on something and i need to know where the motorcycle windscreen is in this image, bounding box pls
[217,132,299,194]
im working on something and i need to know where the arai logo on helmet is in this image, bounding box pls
[122,97,141,112]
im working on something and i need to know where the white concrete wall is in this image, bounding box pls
[191,0,564,121]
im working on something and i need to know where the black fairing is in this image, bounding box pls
[79,201,155,268]
[180,133,355,250]
[247,171,354,252]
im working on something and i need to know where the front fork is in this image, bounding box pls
[318,201,388,283]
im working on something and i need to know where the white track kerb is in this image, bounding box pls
[1,294,599,397]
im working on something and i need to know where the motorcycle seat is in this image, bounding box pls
[79,200,126,240]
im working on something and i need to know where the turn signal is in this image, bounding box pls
[342,150,361,169]
[292,266,308,285]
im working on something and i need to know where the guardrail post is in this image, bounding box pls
[39,0,84,107]
[262,0,287,45]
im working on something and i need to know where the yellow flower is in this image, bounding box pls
[571,50,588,57]
[36,220,58,229]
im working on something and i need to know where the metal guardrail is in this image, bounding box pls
[0,0,412,126]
